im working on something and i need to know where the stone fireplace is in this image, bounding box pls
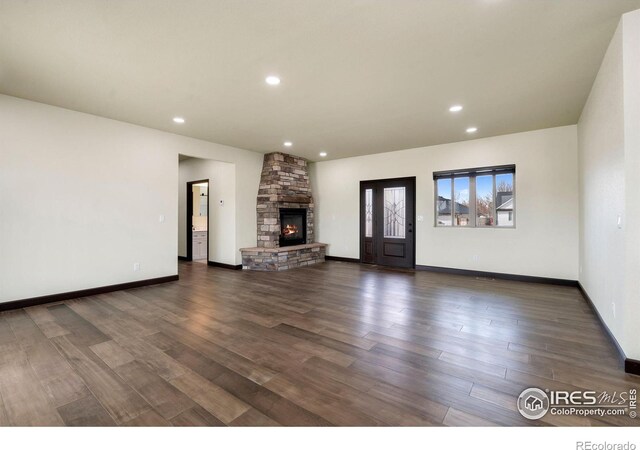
[240,152,327,271]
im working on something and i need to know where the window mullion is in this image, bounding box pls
[492,174,497,227]
[434,180,437,227]
[470,176,477,227]
[512,172,516,228]
[451,178,455,227]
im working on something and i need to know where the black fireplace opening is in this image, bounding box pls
[279,208,307,247]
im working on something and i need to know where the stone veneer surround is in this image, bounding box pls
[256,152,314,247]
[241,152,327,270]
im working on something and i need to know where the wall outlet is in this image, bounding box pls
[159,214,165,223]
[133,262,140,272]
[417,215,424,222]
[612,302,616,318]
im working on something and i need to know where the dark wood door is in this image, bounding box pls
[360,177,415,268]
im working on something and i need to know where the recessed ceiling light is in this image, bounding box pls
[173,117,185,124]
[265,76,281,86]
[319,152,327,157]
[466,127,478,133]
[283,141,292,147]
[449,105,463,113]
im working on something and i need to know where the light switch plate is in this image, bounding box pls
[617,214,623,229]
[159,214,165,223]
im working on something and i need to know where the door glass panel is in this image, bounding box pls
[384,187,406,238]
[436,178,452,226]
[365,188,373,237]
[476,175,494,226]
[454,177,470,226]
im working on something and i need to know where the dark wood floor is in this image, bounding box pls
[0,261,638,426]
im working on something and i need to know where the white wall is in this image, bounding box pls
[578,10,640,361]
[622,10,640,362]
[0,94,262,303]
[577,22,626,354]
[178,158,237,265]
[311,125,579,280]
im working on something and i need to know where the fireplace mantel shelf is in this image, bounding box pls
[240,242,327,254]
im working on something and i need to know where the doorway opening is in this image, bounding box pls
[360,177,416,268]
[186,179,209,263]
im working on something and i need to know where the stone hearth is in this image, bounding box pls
[240,152,327,271]
[240,243,326,271]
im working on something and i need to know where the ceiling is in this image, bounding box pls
[2,1,639,161]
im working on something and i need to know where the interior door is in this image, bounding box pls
[360,177,416,268]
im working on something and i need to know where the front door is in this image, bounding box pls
[360,177,416,268]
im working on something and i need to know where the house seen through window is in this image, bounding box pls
[435,165,515,228]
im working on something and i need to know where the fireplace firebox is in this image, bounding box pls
[279,208,307,247]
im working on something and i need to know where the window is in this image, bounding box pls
[495,173,514,227]
[436,178,452,226]
[476,174,494,227]
[454,177,470,226]
[434,165,515,228]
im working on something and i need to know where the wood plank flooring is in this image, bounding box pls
[0,260,638,426]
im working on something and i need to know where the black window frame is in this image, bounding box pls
[433,164,516,228]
